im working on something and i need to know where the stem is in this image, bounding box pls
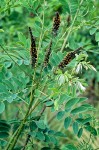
[38,4,45,52]
[22,105,46,150]
[60,0,83,52]
[6,67,37,150]
[5,90,35,150]
[6,54,47,149]
[60,14,78,52]
[22,134,31,150]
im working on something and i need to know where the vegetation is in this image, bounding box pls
[0,0,99,150]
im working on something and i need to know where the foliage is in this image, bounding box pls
[0,0,99,150]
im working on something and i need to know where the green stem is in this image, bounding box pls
[60,0,84,52]
[38,5,45,52]
[60,14,78,52]
[6,68,37,150]
[6,90,35,150]
[6,57,45,149]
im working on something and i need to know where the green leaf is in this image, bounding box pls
[78,97,88,103]
[24,60,30,65]
[55,131,66,137]
[0,84,8,93]
[0,125,10,132]
[50,57,57,66]
[64,117,72,129]
[7,96,13,103]
[85,126,97,136]
[68,0,78,15]
[49,136,57,145]
[33,1,40,12]
[65,98,79,109]
[82,103,94,109]
[76,117,92,126]
[90,28,97,35]
[52,52,61,65]
[63,144,77,150]
[0,132,9,138]
[77,128,83,138]
[47,64,52,72]
[76,118,84,124]
[4,62,12,68]
[30,131,36,138]
[30,121,37,131]
[35,120,46,130]
[45,135,51,143]
[18,32,27,45]
[58,74,65,86]
[0,29,4,32]
[71,106,88,114]
[5,72,12,79]
[36,131,45,141]
[0,121,10,129]
[82,117,92,125]
[59,0,70,14]
[45,101,54,107]
[69,38,78,50]
[0,140,7,147]
[17,59,23,65]
[0,102,5,114]
[73,121,79,135]
[57,111,65,120]
[57,51,64,61]
[59,94,71,105]
[72,85,76,97]
[95,32,99,42]
[48,130,55,135]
